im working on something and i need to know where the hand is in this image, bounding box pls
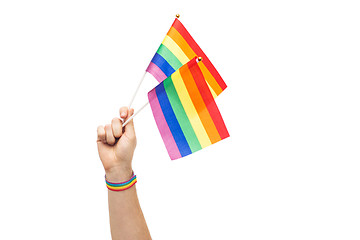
[97,107,136,181]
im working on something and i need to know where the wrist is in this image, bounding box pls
[105,166,133,182]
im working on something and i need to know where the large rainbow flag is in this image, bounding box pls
[148,57,229,160]
[146,18,227,98]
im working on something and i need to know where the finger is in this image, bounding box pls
[119,107,128,119]
[124,108,136,139]
[105,124,116,145]
[97,125,106,143]
[111,117,123,138]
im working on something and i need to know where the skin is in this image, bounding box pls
[97,107,152,240]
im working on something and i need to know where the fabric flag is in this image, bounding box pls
[146,18,227,99]
[148,57,229,160]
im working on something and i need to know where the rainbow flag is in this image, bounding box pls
[148,57,229,160]
[146,18,227,98]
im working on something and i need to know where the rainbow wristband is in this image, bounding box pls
[105,172,137,191]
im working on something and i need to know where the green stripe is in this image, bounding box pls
[157,44,183,70]
[163,76,202,153]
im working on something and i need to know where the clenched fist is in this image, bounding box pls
[97,107,136,181]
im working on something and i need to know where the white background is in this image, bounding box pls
[1,0,359,239]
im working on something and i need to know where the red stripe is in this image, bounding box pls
[189,61,229,140]
[107,180,137,191]
[172,19,227,92]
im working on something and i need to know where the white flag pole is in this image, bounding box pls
[128,71,147,109]
[123,101,149,127]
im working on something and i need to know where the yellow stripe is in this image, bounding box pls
[171,70,212,148]
[162,35,189,64]
[107,179,137,189]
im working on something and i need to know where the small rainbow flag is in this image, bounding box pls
[146,18,227,98]
[148,57,229,160]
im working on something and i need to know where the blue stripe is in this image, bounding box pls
[151,53,176,77]
[155,82,192,157]
[106,175,136,187]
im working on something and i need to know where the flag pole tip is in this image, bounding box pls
[197,57,202,62]
[176,14,180,18]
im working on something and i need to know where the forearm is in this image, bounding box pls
[106,168,151,240]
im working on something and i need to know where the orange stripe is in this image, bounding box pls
[198,62,223,97]
[167,27,196,61]
[179,63,221,144]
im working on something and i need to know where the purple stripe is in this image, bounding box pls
[146,62,167,83]
[148,88,181,160]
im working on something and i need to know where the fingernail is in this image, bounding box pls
[121,111,126,118]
